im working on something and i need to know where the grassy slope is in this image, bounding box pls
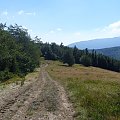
[47,61,120,120]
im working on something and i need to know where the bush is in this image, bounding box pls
[0,70,14,82]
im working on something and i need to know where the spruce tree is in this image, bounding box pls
[63,51,75,66]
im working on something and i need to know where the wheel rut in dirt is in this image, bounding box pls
[0,65,74,120]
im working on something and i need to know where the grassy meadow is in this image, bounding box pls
[47,61,120,120]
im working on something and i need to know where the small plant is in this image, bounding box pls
[20,77,25,87]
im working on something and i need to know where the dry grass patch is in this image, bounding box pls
[47,61,120,120]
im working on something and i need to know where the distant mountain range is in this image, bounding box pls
[95,46,120,60]
[68,37,120,49]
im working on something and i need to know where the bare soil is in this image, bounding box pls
[0,65,74,120]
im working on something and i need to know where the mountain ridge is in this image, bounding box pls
[95,46,120,60]
[68,37,120,49]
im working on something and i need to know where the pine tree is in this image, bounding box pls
[63,51,75,66]
[80,55,92,67]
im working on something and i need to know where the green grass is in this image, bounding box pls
[47,61,120,120]
[0,68,40,89]
[0,76,22,87]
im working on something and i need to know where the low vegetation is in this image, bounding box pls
[0,67,40,89]
[47,61,120,120]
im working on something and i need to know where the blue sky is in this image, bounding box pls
[0,0,120,45]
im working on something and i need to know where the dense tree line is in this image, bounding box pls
[41,42,75,66]
[0,23,41,82]
[95,46,120,60]
[40,43,120,72]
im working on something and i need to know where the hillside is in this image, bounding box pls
[95,46,120,60]
[68,37,120,49]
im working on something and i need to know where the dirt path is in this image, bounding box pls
[0,65,74,120]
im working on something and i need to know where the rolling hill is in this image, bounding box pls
[95,46,120,60]
[68,37,120,49]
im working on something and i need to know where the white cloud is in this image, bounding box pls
[57,28,62,31]
[71,21,120,44]
[12,16,15,19]
[74,32,81,36]
[64,21,120,45]
[18,10,36,16]
[1,10,8,16]
[49,30,55,34]
[108,21,120,29]
[100,21,120,37]
[18,10,24,15]
[48,28,63,34]
[26,12,36,16]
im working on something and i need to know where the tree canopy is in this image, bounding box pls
[0,23,41,82]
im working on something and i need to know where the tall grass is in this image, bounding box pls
[47,61,120,120]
